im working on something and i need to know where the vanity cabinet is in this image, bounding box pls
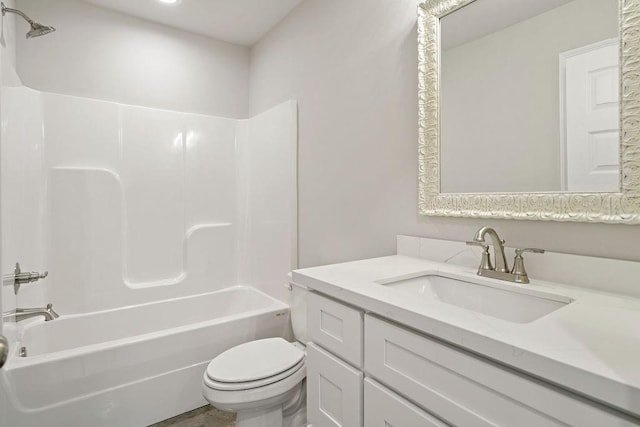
[307,292,443,427]
[306,291,636,427]
[306,343,363,427]
[365,315,634,427]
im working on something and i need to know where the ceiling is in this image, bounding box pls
[82,0,304,46]
[441,0,574,50]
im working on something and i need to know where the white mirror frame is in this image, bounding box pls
[418,0,640,223]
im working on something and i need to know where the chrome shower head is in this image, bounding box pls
[26,21,55,38]
[1,2,55,39]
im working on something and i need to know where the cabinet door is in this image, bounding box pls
[364,378,448,427]
[307,342,363,427]
[307,292,363,368]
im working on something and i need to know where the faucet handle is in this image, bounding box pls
[5,262,49,295]
[465,241,489,250]
[515,248,545,256]
[466,241,493,272]
[511,248,545,284]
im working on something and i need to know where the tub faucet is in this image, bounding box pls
[2,303,59,322]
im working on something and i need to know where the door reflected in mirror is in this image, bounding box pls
[439,0,619,194]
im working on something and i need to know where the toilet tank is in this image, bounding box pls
[290,281,307,344]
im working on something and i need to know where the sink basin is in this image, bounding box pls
[378,274,572,323]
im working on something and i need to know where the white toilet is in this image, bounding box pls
[202,282,307,427]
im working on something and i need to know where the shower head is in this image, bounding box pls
[26,21,55,38]
[1,2,55,39]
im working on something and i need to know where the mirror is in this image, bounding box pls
[418,0,640,223]
[441,0,618,194]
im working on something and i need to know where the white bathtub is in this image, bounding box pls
[1,286,290,427]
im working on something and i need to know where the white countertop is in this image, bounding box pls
[292,255,640,417]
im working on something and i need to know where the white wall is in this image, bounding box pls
[250,0,640,268]
[15,0,250,118]
[250,0,420,267]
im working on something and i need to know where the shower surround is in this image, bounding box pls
[0,86,297,425]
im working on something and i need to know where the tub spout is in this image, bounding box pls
[3,303,59,322]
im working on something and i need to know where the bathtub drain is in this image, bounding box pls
[19,346,27,357]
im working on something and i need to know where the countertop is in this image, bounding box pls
[292,255,640,417]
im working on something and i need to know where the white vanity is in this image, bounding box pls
[293,236,640,426]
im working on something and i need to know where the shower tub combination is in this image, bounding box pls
[0,5,298,422]
[2,286,290,426]
[0,82,298,425]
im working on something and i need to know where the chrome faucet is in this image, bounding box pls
[467,227,544,284]
[2,303,59,322]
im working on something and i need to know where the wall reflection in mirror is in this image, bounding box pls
[440,0,619,194]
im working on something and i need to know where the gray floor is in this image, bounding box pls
[150,406,236,427]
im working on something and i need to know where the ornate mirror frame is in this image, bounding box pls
[418,0,640,223]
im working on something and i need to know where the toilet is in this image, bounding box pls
[202,282,307,427]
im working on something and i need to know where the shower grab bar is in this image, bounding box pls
[2,262,48,295]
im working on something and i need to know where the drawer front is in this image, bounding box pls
[365,315,635,427]
[364,378,448,427]
[307,342,363,427]
[308,292,363,368]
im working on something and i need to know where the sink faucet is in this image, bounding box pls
[467,227,544,284]
[2,303,59,322]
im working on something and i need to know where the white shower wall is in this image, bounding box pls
[237,106,299,302]
[1,87,297,315]
[0,87,44,342]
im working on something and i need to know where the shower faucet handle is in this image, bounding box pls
[3,262,49,295]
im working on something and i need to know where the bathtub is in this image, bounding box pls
[1,286,290,427]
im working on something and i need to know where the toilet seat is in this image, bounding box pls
[202,361,307,411]
[204,337,305,392]
[205,359,305,391]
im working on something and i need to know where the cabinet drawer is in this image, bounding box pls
[364,378,448,426]
[308,292,363,368]
[307,342,363,427]
[365,315,635,427]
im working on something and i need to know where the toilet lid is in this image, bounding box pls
[206,338,305,383]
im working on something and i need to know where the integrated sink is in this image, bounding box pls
[377,274,572,323]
